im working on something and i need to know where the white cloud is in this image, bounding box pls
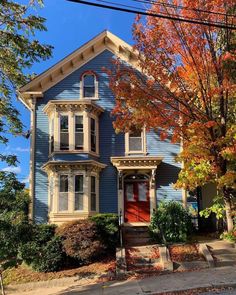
[22,175,30,184]
[1,166,21,174]
[15,147,30,153]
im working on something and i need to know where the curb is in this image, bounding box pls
[148,282,236,294]
[199,243,215,268]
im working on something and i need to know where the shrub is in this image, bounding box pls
[90,213,119,251]
[150,201,193,244]
[220,230,236,242]
[20,224,64,272]
[57,219,104,263]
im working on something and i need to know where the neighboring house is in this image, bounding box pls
[18,31,185,225]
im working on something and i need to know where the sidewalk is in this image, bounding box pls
[6,266,236,295]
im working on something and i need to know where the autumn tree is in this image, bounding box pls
[0,0,52,166]
[109,1,236,231]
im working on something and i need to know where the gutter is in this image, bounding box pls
[29,97,36,221]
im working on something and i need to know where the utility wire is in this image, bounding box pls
[67,0,236,30]
[132,0,236,18]
[95,0,235,27]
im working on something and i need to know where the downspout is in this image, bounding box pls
[29,97,36,221]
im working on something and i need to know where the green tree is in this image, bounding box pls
[0,0,52,165]
[0,172,31,268]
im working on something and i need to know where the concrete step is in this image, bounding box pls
[207,241,235,250]
[174,261,209,271]
[124,233,150,239]
[212,248,236,255]
[214,254,236,261]
[216,260,236,267]
[125,237,151,246]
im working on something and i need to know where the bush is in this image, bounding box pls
[20,224,64,272]
[220,230,236,242]
[150,201,193,244]
[90,213,119,251]
[57,219,104,263]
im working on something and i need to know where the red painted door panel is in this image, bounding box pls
[124,181,150,223]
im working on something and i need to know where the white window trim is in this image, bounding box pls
[125,128,147,155]
[50,170,99,215]
[51,111,99,155]
[80,72,99,99]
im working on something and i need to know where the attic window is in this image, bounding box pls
[81,72,98,98]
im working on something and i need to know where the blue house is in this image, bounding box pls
[18,31,184,225]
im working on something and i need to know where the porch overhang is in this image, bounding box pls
[110,156,163,171]
[42,160,106,174]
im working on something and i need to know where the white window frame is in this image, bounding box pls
[125,128,146,154]
[80,72,98,99]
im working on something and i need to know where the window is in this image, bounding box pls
[91,176,96,211]
[83,74,95,98]
[75,115,84,150]
[60,115,69,150]
[59,175,68,211]
[129,129,143,152]
[91,118,96,152]
[74,175,83,210]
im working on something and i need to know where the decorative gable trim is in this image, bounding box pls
[18,30,139,109]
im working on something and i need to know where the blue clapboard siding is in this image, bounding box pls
[34,49,181,223]
[146,130,182,202]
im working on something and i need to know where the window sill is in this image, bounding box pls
[81,97,99,100]
[50,150,100,157]
[125,151,148,156]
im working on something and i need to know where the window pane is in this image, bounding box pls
[91,176,96,193]
[91,193,96,211]
[91,176,96,211]
[83,74,95,97]
[75,193,83,210]
[84,87,95,98]
[60,133,69,150]
[138,183,147,201]
[59,192,68,211]
[60,175,68,192]
[60,116,69,150]
[75,116,83,132]
[91,118,96,152]
[84,74,95,87]
[60,116,68,131]
[130,130,141,138]
[129,137,142,151]
[75,175,83,192]
[75,133,83,150]
[75,116,83,150]
[126,184,134,201]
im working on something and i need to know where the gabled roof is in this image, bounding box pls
[18,30,139,109]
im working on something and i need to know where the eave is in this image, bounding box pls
[18,30,140,110]
[110,156,163,170]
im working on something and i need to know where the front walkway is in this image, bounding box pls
[6,266,236,295]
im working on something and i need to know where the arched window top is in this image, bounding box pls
[124,174,149,181]
[81,71,98,99]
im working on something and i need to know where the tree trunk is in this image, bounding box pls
[224,193,234,232]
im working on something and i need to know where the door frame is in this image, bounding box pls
[118,171,156,225]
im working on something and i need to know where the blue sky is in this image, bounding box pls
[0,0,136,186]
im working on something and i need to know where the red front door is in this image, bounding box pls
[124,181,150,222]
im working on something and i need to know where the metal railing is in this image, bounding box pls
[118,209,123,248]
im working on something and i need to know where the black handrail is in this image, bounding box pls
[118,209,123,248]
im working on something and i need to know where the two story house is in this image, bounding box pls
[18,31,184,225]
